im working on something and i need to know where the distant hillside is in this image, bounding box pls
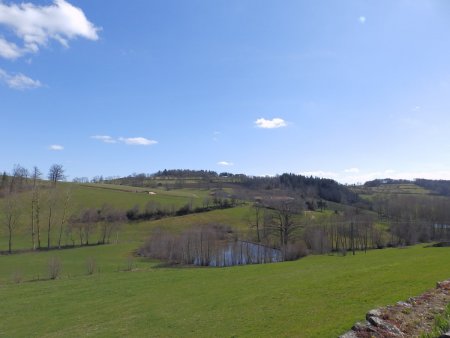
[102,170,363,207]
[361,178,450,197]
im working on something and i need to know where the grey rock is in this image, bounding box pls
[396,301,412,308]
[368,316,404,336]
[367,309,382,318]
[339,331,359,338]
[351,321,369,331]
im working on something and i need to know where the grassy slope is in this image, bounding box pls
[0,183,215,250]
[2,182,450,337]
[1,245,450,337]
[353,183,433,201]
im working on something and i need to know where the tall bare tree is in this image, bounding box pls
[57,190,71,249]
[46,189,58,249]
[48,164,66,185]
[2,191,20,253]
[30,166,42,250]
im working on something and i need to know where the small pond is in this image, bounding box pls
[193,241,282,267]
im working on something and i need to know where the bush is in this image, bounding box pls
[284,241,309,261]
[86,257,97,275]
[48,257,62,280]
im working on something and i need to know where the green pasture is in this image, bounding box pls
[0,183,220,251]
[0,245,449,337]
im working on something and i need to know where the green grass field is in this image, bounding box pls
[1,245,450,337]
[0,182,219,250]
[2,182,450,337]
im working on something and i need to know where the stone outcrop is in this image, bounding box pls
[340,280,450,338]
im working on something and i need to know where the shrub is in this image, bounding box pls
[284,241,309,261]
[48,257,62,280]
[86,257,97,275]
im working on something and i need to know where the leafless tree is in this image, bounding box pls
[10,164,29,192]
[57,190,71,248]
[48,164,66,185]
[80,208,99,245]
[46,189,58,249]
[98,204,125,244]
[30,166,42,250]
[2,191,20,253]
[249,202,264,242]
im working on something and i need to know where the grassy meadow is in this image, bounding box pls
[1,245,450,337]
[1,182,450,337]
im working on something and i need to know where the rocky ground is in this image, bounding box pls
[340,280,450,337]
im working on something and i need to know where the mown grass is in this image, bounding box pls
[1,245,450,337]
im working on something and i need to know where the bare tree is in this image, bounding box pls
[30,166,42,250]
[48,164,66,185]
[9,164,29,193]
[2,191,20,253]
[57,190,71,248]
[80,208,98,245]
[45,188,59,249]
[98,204,125,244]
[249,202,264,242]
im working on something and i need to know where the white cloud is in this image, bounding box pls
[0,0,99,59]
[255,118,287,129]
[91,135,158,146]
[0,68,41,89]
[0,37,22,59]
[218,161,233,166]
[118,137,157,146]
[358,16,366,24]
[91,135,117,144]
[344,167,360,173]
[49,144,64,151]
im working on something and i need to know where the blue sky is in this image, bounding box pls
[1,0,450,183]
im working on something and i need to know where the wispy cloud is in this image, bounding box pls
[92,135,158,146]
[0,68,41,89]
[91,135,117,144]
[0,38,22,59]
[358,16,366,24]
[49,144,64,151]
[255,118,287,129]
[0,0,100,60]
[118,137,157,146]
[217,161,233,166]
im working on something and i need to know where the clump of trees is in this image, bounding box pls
[138,224,291,267]
[67,205,126,246]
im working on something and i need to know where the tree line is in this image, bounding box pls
[1,164,126,254]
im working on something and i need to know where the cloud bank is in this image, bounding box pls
[0,0,100,60]
[255,118,287,129]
